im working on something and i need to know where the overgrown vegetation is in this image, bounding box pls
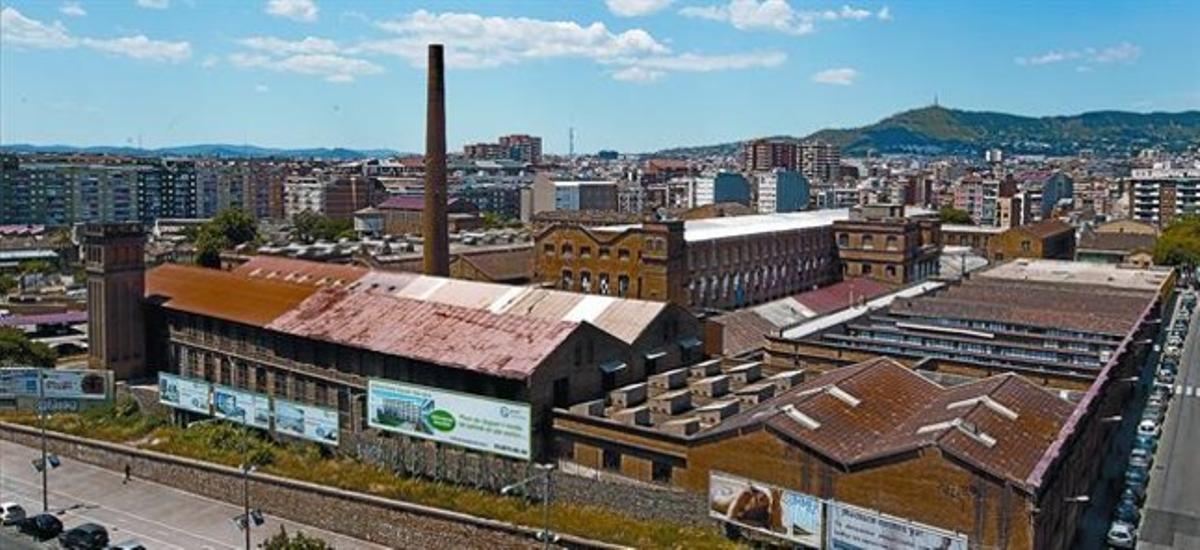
[0,327,57,368]
[938,206,974,225]
[1154,215,1200,266]
[0,401,737,549]
[194,208,260,268]
[261,526,333,550]
[292,212,354,244]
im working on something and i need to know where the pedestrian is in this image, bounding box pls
[123,463,131,484]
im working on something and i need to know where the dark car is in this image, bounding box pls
[1114,500,1141,525]
[59,522,109,550]
[18,513,63,541]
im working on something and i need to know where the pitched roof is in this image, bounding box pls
[266,288,580,379]
[792,278,896,316]
[733,358,1072,491]
[1078,231,1156,253]
[1015,219,1073,239]
[145,263,318,327]
[232,256,368,288]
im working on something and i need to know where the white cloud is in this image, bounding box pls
[370,10,669,68]
[81,35,191,63]
[201,55,219,68]
[606,0,673,17]
[1016,42,1141,67]
[230,52,382,83]
[265,0,318,23]
[2,6,190,63]
[239,36,340,55]
[612,66,664,83]
[135,0,169,9]
[877,6,891,21]
[59,2,86,17]
[255,83,270,93]
[1,7,75,49]
[812,67,859,85]
[680,1,884,35]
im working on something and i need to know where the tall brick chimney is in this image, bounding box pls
[423,43,450,276]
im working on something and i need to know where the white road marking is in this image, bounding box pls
[1187,386,1195,397]
[1177,385,1185,394]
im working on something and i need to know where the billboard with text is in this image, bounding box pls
[827,501,968,550]
[274,398,339,446]
[366,379,532,460]
[212,385,272,430]
[158,372,211,415]
[0,368,110,400]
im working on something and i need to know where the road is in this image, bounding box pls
[1139,295,1200,549]
[0,439,388,550]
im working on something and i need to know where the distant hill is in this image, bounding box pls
[656,106,1200,157]
[0,143,402,160]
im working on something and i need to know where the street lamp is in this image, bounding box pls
[501,463,557,548]
[32,368,62,513]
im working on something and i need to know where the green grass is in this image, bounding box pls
[1,400,738,549]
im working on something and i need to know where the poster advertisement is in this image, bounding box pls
[212,385,273,430]
[158,372,211,415]
[0,368,109,399]
[827,502,968,550]
[42,370,109,399]
[708,471,822,548]
[274,398,339,446]
[366,379,532,460]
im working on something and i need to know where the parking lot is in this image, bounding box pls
[0,439,388,549]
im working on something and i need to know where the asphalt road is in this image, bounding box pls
[1139,295,1200,549]
[0,439,388,550]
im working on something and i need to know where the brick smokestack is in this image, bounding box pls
[423,44,450,276]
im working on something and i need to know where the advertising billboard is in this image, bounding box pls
[158,373,211,415]
[708,471,822,548]
[0,368,109,400]
[827,502,968,550]
[212,385,272,430]
[273,398,339,446]
[366,379,532,460]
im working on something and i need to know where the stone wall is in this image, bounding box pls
[552,465,710,527]
[0,422,623,550]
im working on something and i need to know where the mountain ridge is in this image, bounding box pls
[655,106,1200,157]
[0,143,403,160]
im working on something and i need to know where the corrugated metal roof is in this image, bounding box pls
[232,256,368,288]
[267,288,579,379]
[146,263,317,327]
[0,311,87,327]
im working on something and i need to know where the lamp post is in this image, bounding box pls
[229,395,264,550]
[501,463,557,549]
[32,368,60,513]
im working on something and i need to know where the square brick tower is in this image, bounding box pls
[84,223,147,380]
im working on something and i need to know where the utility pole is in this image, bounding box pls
[501,463,557,548]
[39,368,48,513]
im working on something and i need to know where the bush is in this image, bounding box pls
[261,526,333,550]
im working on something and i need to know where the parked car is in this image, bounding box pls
[1135,434,1159,453]
[1138,419,1161,438]
[1121,486,1144,506]
[59,522,109,550]
[18,513,63,541]
[1107,521,1137,548]
[1124,482,1146,502]
[1143,403,1164,422]
[1126,467,1150,489]
[1129,452,1152,470]
[106,540,147,550]
[0,502,26,525]
[1158,372,1176,385]
[1114,499,1142,525]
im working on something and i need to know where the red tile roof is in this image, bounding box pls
[146,263,318,327]
[792,278,896,316]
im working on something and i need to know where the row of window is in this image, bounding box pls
[544,242,633,262]
[836,232,901,251]
[561,269,631,296]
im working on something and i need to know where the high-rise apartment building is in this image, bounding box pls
[464,134,543,164]
[742,138,797,172]
[1131,162,1200,227]
[798,141,841,182]
[753,169,809,214]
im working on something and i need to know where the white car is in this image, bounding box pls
[0,501,25,525]
[1137,419,1161,438]
[1107,521,1137,548]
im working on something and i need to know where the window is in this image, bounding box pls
[255,367,267,392]
[553,377,570,408]
[886,265,897,279]
[273,372,286,396]
[580,271,592,292]
[618,275,630,297]
[618,248,630,261]
[652,462,672,483]
[561,243,573,258]
[602,449,621,471]
[292,377,306,399]
[862,263,873,275]
[862,234,874,249]
[599,247,610,259]
[599,273,610,295]
[561,269,573,290]
[580,246,592,258]
[1021,240,1031,252]
[543,243,555,256]
[886,235,898,250]
[837,233,849,247]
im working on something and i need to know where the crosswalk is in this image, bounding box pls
[1173,385,1197,398]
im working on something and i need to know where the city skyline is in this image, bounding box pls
[2,0,1198,154]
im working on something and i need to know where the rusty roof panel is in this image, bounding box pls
[267,288,580,379]
[146,263,317,327]
[233,256,368,288]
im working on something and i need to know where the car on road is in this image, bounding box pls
[1,502,25,526]
[18,513,63,541]
[1107,521,1137,548]
[1137,419,1161,438]
[106,540,147,550]
[59,522,109,550]
[1114,499,1141,525]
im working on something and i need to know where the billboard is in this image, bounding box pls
[827,502,968,550]
[0,368,109,400]
[212,385,272,430]
[366,379,532,460]
[158,373,211,415]
[708,471,822,548]
[274,398,339,446]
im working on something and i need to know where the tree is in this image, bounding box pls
[19,259,57,276]
[0,327,57,368]
[1154,216,1200,266]
[260,526,333,550]
[0,275,16,295]
[194,208,259,268]
[292,212,353,243]
[939,207,974,225]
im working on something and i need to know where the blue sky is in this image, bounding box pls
[2,0,1198,153]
